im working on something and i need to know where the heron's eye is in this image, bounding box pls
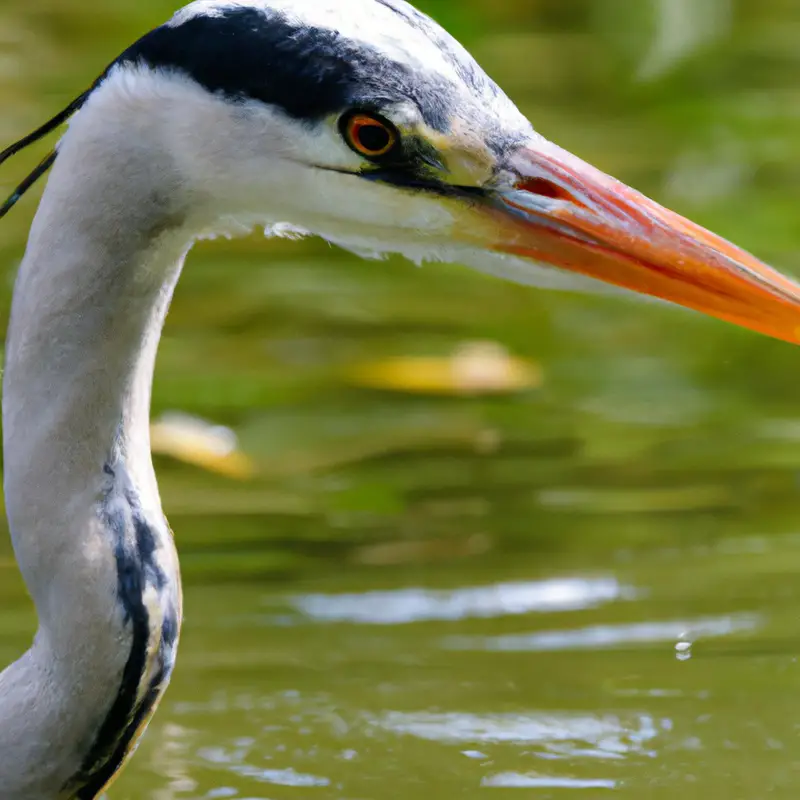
[341,112,398,159]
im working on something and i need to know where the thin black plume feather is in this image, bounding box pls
[0,89,91,219]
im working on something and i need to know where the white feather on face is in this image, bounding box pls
[89,65,448,229]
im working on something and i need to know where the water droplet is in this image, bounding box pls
[675,639,692,661]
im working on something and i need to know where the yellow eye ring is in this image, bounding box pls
[342,112,398,159]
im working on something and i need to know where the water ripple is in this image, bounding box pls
[197,746,329,787]
[291,577,631,624]
[481,773,617,788]
[373,710,660,759]
[444,613,761,652]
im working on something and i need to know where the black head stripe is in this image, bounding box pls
[117,8,357,120]
[117,6,454,129]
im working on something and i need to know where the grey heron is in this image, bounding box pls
[2,1,800,796]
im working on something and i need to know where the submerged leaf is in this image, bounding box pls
[151,412,256,479]
[345,341,542,396]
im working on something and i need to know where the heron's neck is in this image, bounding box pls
[3,163,187,564]
[0,120,187,796]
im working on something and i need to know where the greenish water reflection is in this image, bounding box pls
[3,0,800,797]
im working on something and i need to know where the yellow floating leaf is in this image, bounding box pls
[346,341,542,396]
[151,412,256,480]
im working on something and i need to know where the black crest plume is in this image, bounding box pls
[0,89,91,219]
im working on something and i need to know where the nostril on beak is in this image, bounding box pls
[517,177,585,208]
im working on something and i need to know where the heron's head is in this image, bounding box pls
[5,0,800,343]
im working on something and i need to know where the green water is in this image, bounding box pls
[3,0,800,797]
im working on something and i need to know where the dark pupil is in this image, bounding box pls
[358,123,391,153]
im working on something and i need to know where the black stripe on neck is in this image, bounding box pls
[65,464,180,799]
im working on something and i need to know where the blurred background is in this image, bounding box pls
[3,0,800,797]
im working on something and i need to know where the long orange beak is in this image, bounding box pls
[480,142,800,345]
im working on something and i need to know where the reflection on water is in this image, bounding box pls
[481,774,617,788]
[445,613,762,652]
[198,746,330,788]
[375,709,661,754]
[291,576,629,624]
